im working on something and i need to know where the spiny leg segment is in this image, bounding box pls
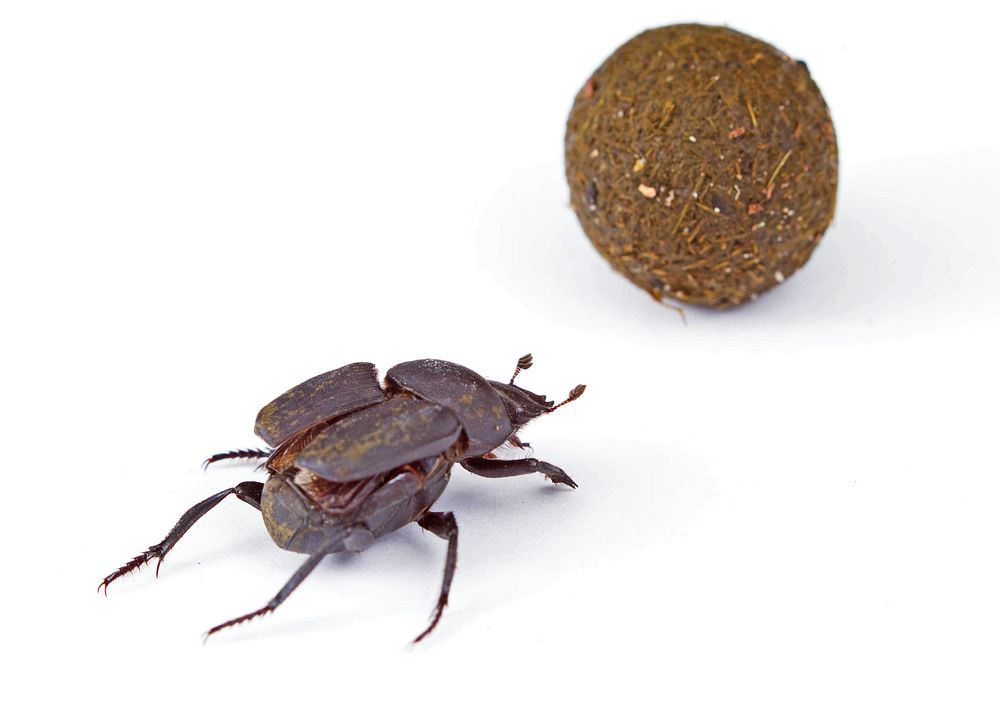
[202,448,272,469]
[204,548,329,641]
[413,511,459,644]
[97,481,264,594]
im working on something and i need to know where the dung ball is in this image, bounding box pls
[565,24,838,308]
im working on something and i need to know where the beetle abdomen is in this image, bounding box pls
[262,475,356,554]
[356,458,452,537]
[261,457,453,554]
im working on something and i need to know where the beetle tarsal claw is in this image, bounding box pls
[551,474,579,489]
[535,461,578,489]
[204,607,273,641]
[413,603,448,644]
[97,546,163,595]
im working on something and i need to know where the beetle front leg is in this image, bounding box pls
[460,456,578,489]
[413,511,458,643]
[98,481,264,594]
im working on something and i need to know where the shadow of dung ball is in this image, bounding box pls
[565,24,838,308]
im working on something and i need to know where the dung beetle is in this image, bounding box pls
[99,355,584,642]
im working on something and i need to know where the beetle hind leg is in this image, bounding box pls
[204,549,328,641]
[98,481,264,594]
[413,511,459,643]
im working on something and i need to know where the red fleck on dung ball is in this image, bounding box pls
[565,24,838,308]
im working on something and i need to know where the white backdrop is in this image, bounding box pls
[2,2,998,707]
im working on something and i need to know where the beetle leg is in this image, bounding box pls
[97,481,264,594]
[506,434,531,450]
[460,456,578,489]
[204,548,329,641]
[413,511,458,644]
[202,448,272,469]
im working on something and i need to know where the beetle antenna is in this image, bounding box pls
[509,353,533,384]
[547,384,586,412]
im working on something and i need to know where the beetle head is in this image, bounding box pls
[489,381,553,426]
